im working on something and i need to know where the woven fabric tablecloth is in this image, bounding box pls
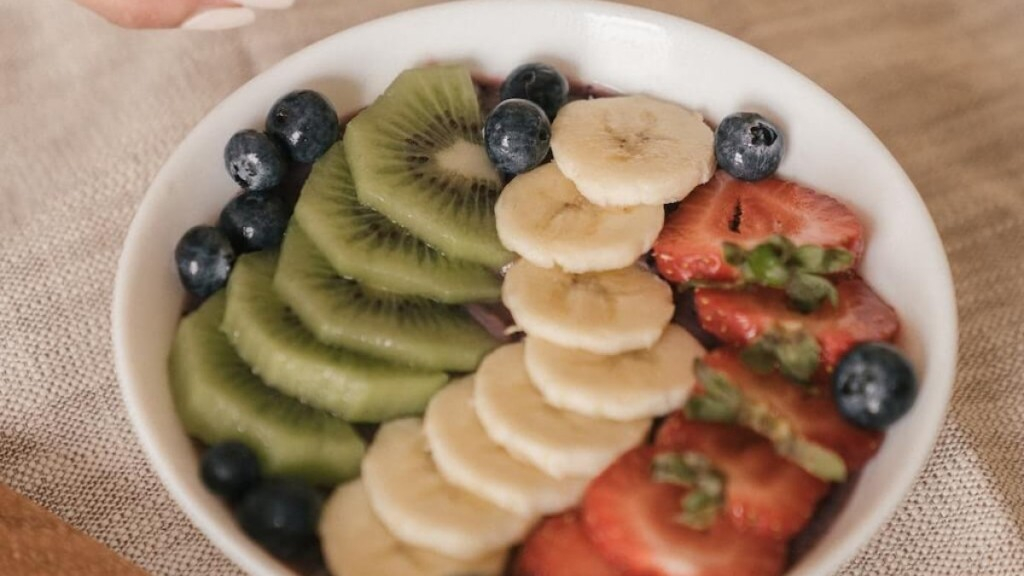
[2,0,1023,574]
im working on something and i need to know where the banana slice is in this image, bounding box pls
[474,344,650,478]
[495,163,664,273]
[524,325,704,421]
[361,418,532,560]
[502,259,674,355]
[320,480,507,576]
[425,377,588,517]
[551,95,715,207]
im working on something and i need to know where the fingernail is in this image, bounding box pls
[180,7,256,30]
[238,0,295,9]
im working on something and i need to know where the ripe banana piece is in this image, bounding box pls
[524,325,704,421]
[319,480,507,576]
[474,344,650,478]
[495,163,664,273]
[361,418,533,560]
[502,259,674,355]
[425,377,588,517]
[551,95,715,207]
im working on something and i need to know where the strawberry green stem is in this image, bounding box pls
[651,451,725,530]
[686,361,848,482]
[720,235,853,313]
[740,327,821,384]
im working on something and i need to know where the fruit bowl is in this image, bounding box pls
[111,1,957,574]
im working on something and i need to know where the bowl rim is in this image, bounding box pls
[112,1,958,574]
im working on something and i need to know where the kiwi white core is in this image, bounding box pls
[436,139,500,182]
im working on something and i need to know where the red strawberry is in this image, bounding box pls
[695,276,899,369]
[655,415,829,539]
[517,510,622,576]
[699,349,882,474]
[653,171,864,284]
[582,445,787,576]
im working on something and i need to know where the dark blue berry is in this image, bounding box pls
[500,63,570,120]
[833,342,917,430]
[200,441,261,501]
[484,99,551,175]
[174,225,235,299]
[224,130,287,192]
[714,112,784,181]
[266,90,339,163]
[218,190,290,253]
[237,480,322,560]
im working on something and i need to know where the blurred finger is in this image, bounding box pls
[182,0,295,30]
[180,6,256,30]
[73,0,251,29]
[236,0,294,8]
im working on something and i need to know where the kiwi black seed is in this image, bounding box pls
[170,292,364,486]
[344,66,512,269]
[222,251,449,422]
[273,222,501,372]
[294,141,501,303]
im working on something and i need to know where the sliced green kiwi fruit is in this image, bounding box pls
[294,141,500,303]
[169,292,364,486]
[344,65,511,269]
[273,222,500,372]
[222,251,449,422]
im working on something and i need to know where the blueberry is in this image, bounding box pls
[500,63,570,120]
[200,441,261,501]
[224,130,287,192]
[484,99,551,175]
[266,90,339,163]
[218,190,290,253]
[174,225,235,299]
[237,480,322,559]
[833,342,917,430]
[714,112,784,181]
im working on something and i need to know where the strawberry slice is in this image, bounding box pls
[582,445,787,576]
[517,510,622,576]
[690,349,883,478]
[653,171,864,284]
[655,415,829,539]
[695,275,899,371]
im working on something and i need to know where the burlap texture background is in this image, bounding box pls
[2,0,1022,574]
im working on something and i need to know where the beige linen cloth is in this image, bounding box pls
[2,0,1023,574]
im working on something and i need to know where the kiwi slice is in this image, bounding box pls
[273,222,500,372]
[295,141,500,303]
[223,251,449,422]
[170,292,364,486]
[344,66,511,269]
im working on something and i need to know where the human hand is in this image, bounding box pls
[72,0,293,30]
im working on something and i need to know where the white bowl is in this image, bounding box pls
[112,1,958,574]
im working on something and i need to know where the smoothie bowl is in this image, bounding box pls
[111,1,957,575]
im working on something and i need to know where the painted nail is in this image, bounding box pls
[180,7,256,30]
[238,0,295,9]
